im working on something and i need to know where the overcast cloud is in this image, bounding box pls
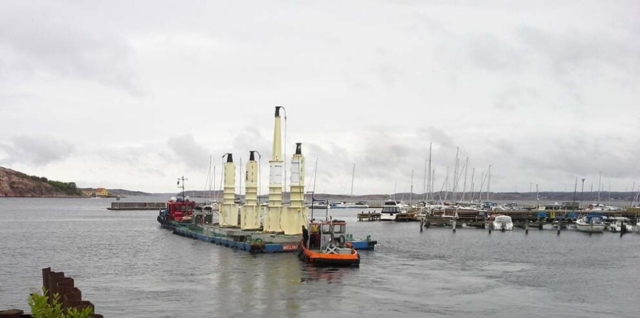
[1,0,638,195]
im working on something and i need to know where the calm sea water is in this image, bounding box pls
[1,196,640,317]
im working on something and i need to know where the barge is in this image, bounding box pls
[158,107,376,254]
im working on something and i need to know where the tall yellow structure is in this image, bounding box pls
[281,143,308,235]
[263,106,284,232]
[241,151,260,230]
[220,153,238,227]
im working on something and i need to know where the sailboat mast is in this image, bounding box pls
[212,166,216,201]
[427,142,432,203]
[311,158,319,220]
[423,159,427,203]
[462,157,468,202]
[597,171,601,203]
[410,169,414,206]
[204,155,212,199]
[350,163,355,200]
[487,165,491,201]
[452,147,459,201]
[470,168,475,202]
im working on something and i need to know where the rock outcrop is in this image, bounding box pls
[0,167,82,197]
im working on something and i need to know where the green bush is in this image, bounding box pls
[28,288,93,318]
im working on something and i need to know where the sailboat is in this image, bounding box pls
[330,164,369,209]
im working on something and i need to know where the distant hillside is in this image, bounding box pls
[0,167,82,197]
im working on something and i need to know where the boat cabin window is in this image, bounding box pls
[381,207,399,213]
[321,223,345,234]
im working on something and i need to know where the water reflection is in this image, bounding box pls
[300,265,351,284]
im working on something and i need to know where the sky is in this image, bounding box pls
[1,0,639,196]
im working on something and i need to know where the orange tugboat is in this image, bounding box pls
[297,219,360,267]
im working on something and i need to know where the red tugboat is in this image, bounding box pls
[157,177,196,229]
[157,196,195,230]
[297,218,360,267]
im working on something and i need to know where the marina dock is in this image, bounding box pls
[422,209,640,229]
[107,202,166,210]
[357,212,381,221]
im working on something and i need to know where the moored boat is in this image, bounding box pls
[157,196,195,230]
[297,219,360,267]
[489,214,513,231]
[575,213,605,233]
[605,217,632,233]
[380,199,404,221]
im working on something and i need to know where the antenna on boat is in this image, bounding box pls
[177,176,188,200]
[311,158,319,220]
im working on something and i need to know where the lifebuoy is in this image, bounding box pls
[337,235,345,245]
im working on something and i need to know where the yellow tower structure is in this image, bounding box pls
[281,143,308,235]
[220,153,238,227]
[241,151,261,230]
[263,106,283,232]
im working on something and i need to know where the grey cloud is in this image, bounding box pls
[467,34,523,72]
[0,135,74,165]
[515,26,640,78]
[92,142,171,168]
[494,86,540,111]
[0,5,138,94]
[167,135,210,170]
[419,127,456,150]
[513,135,640,180]
[231,127,271,159]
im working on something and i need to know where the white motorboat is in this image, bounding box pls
[380,200,404,221]
[605,217,632,233]
[575,214,605,233]
[585,203,621,212]
[489,215,513,231]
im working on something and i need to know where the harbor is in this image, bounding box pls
[3,199,640,317]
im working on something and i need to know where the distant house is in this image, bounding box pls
[82,188,110,197]
[82,190,94,197]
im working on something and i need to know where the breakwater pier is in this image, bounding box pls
[107,202,166,210]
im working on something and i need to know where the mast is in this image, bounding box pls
[177,176,187,199]
[486,165,491,202]
[461,157,468,202]
[311,158,318,220]
[427,143,432,203]
[204,155,212,199]
[573,177,578,208]
[452,147,459,201]
[212,166,216,201]
[410,169,414,206]
[423,158,427,203]
[350,163,355,200]
[469,168,475,202]
[597,171,601,203]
